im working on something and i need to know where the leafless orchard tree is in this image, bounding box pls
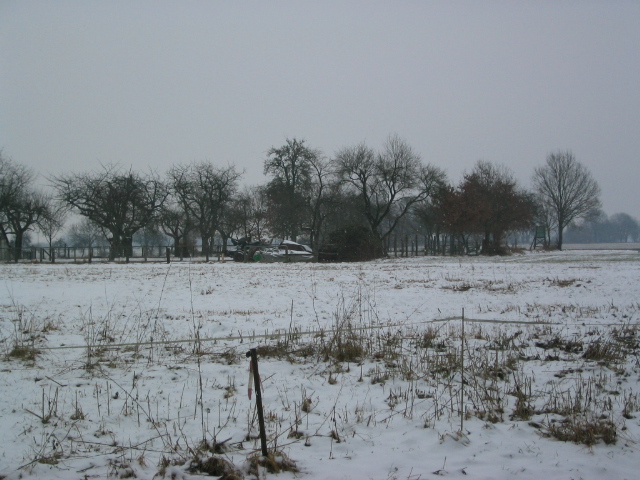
[53,165,168,261]
[158,201,194,258]
[37,196,69,250]
[230,185,270,245]
[168,162,242,261]
[533,150,601,250]
[66,217,109,248]
[0,154,49,260]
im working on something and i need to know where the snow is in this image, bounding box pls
[1,250,639,479]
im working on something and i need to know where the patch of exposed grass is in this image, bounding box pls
[247,450,298,475]
[544,415,617,446]
[535,336,584,354]
[7,345,39,361]
[189,455,243,479]
[583,337,625,364]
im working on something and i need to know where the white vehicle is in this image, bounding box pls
[254,240,314,263]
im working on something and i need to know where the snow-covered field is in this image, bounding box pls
[1,250,639,480]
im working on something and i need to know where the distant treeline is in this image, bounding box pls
[1,138,636,262]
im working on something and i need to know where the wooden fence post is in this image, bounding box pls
[246,348,268,456]
[461,308,465,432]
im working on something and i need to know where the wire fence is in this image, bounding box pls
[4,239,636,264]
[0,245,228,264]
[32,315,569,353]
[2,237,466,264]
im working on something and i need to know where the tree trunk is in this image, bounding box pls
[202,235,210,262]
[557,227,564,250]
[13,230,24,262]
[108,235,122,262]
[171,235,181,255]
[124,236,133,259]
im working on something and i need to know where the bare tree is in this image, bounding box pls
[533,151,601,250]
[168,162,241,261]
[133,224,167,248]
[264,138,318,241]
[230,185,270,244]
[53,165,168,261]
[335,135,446,256]
[38,196,69,250]
[610,213,639,243]
[6,191,48,261]
[158,201,194,258]
[0,154,49,260]
[67,218,109,248]
[1,154,29,245]
[303,154,341,254]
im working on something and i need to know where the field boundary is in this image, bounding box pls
[35,316,570,352]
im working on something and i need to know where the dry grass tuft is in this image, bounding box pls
[544,415,617,446]
[247,450,298,475]
[7,345,39,361]
[535,336,583,354]
[582,338,624,364]
[189,455,243,479]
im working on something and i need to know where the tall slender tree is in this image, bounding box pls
[533,151,601,250]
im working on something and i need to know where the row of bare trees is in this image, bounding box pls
[422,151,603,253]
[1,140,614,261]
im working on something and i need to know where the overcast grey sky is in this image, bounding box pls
[1,1,639,217]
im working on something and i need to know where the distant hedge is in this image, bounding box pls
[323,225,380,262]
